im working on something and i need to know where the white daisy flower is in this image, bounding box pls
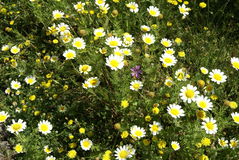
[196,96,213,111]
[52,10,64,19]
[105,36,122,48]
[123,34,134,47]
[231,57,239,70]
[113,48,124,57]
[24,76,36,85]
[79,64,92,74]
[167,104,185,118]
[106,54,124,70]
[10,46,20,54]
[130,80,143,91]
[147,6,160,17]
[140,25,150,32]
[179,84,199,103]
[74,2,85,12]
[178,4,190,17]
[5,88,11,95]
[94,27,105,37]
[209,69,227,84]
[86,77,100,88]
[122,48,132,56]
[231,112,239,124]
[80,138,93,151]
[63,49,76,60]
[161,38,172,48]
[229,138,238,149]
[1,44,10,51]
[57,23,70,33]
[44,145,52,154]
[218,137,228,148]
[201,117,218,134]
[149,121,162,135]
[175,68,188,81]
[130,125,146,140]
[164,48,175,55]
[126,2,139,13]
[38,120,53,135]
[114,145,132,160]
[200,67,209,74]
[171,141,180,151]
[0,111,9,123]
[7,119,27,134]
[72,37,86,49]
[160,53,177,67]
[11,80,21,90]
[142,33,155,45]
[95,0,106,6]
[46,155,56,160]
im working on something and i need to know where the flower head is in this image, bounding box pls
[130,65,142,78]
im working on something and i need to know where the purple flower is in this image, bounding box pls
[131,65,142,78]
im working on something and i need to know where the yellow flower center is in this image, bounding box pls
[172,144,179,150]
[151,125,159,132]
[164,57,173,64]
[144,37,152,44]
[132,83,140,90]
[82,141,91,148]
[96,32,103,37]
[89,79,98,85]
[109,60,119,67]
[11,48,19,54]
[66,52,75,59]
[179,7,186,13]
[27,78,34,84]
[119,150,128,158]
[185,89,195,98]
[135,130,143,137]
[40,124,49,132]
[162,41,170,47]
[205,122,214,130]
[213,73,222,81]
[230,141,238,148]
[233,116,239,123]
[232,61,239,69]
[12,123,22,131]
[149,10,157,16]
[219,140,226,146]
[170,108,179,116]
[199,101,207,109]
[81,65,89,72]
[74,41,83,48]
[54,13,62,19]
[0,115,7,122]
[109,40,118,47]
[13,84,20,89]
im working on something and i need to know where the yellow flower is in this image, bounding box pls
[145,115,151,122]
[157,140,166,149]
[178,51,185,57]
[201,138,211,146]
[175,38,182,44]
[29,95,36,101]
[69,134,74,139]
[152,107,159,114]
[67,150,77,159]
[196,110,206,120]
[121,100,129,108]
[121,131,129,139]
[199,154,209,160]
[143,139,151,146]
[68,120,74,125]
[14,144,23,153]
[79,128,86,134]
[229,101,238,109]
[210,95,218,100]
[199,2,207,8]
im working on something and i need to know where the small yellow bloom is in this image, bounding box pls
[201,137,211,146]
[14,144,23,153]
[199,2,207,8]
[229,101,238,109]
[152,107,159,114]
[29,95,36,101]
[69,134,74,139]
[145,115,151,122]
[121,131,129,139]
[79,128,85,134]
[67,150,77,159]
[121,100,129,108]
[210,94,218,100]
[175,38,182,44]
[178,51,185,57]
[143,139,151,146]
[68,120,74,125]
[157,140,166,149]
